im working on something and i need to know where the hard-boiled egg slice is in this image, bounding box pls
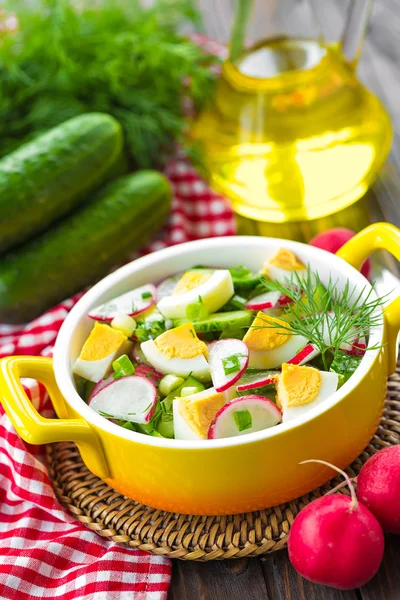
[73,322,130,382]
[276,363,339,422]
[140,322,210,381]
[157,269,234,319]
[243,311,308,369]
[262,248,307,284]
[173,386,236,440]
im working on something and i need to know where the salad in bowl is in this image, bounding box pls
[1,224,399,514]
[73,246,382,442]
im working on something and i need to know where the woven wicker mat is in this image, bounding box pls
[47,363,400,561]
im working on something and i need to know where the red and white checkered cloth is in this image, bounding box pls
[0,156,236,599]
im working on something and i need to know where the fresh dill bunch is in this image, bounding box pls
[259,267,387,370]
[0,0,218,167]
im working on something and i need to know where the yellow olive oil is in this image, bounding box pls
[190,38,392,224]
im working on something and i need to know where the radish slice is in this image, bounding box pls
[157,274,182,300]
[88,375,113,402]
[245,291,292,311]
[88,284,157,322]
[208,339,249,393]
[89,375,157,424]
[245,291,280,310]
[236,371,278,392]
[135,364,163,385]
[287,343,320,366]
[132,342,152,366]
[208,395,282,439]
[341,336,367,356]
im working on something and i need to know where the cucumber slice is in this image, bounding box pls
[174,310,253,333]
[229,266,261,290]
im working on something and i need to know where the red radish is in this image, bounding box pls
[208,339,249,392]
[236,371,278,392]
[134,364,163,385]
[245,291,291,311]
[132,342,152,366]
[309,228,372,280]
[287,343,320,366]
[88,375,113,402]
[88,284,156,321]
[156,274,182,300]
[288,460,384,590]
[357,445,400,534]
[89,375,157,423]
[208,395,282,439]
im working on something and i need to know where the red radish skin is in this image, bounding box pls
[88,375,113,402]
[236,372,278,392]
[288,460,384,590]
[287,343,319,366]
[208,339,249,393]
[135,364,163,385]
[309,228,372,280]
[245,291,292,311]
[88,284,157,321]
[357,445,400,534]
[245,291,281,310]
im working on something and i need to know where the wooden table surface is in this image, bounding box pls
[169,1,400,598]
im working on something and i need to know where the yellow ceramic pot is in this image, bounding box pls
[1,223,400,515]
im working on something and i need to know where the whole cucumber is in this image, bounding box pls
[0,113,124,254]
[0,171,172,323]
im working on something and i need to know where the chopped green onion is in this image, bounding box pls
[141,291,153,299]
[159,374,185,397]
[112,354,135,379]
[222,354,241,375]
[180,386,199,397]
[233,409,252,432]
[229,265,251,279]
[186,301,209,322]
[229,294,247,310]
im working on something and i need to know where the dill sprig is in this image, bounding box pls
[0,0,218,167]
[258,267,387,370]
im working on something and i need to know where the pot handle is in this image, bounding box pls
[336,222,400,375]
[0,356,109,478]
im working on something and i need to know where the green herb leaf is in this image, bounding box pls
[233,409,252,432]
[141,291,152,299]
[259,266,386,370]
[222,355,241,375]
[98,410,115,419]
[0,0,218,166]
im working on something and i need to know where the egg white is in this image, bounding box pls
[157,270,234,319]
[248,333,309,369]
[282,371,339,422]
[73,354,117,383]
[140,339,210,381]
[173,398,203,440]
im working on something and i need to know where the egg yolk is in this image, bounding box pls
[243,311,290,350]
[263,248,306,275]
[179,389,226,438]
[79,322,127,361]
[173,271,212,295]
[276,363,321,409]
[154,322,208,359]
